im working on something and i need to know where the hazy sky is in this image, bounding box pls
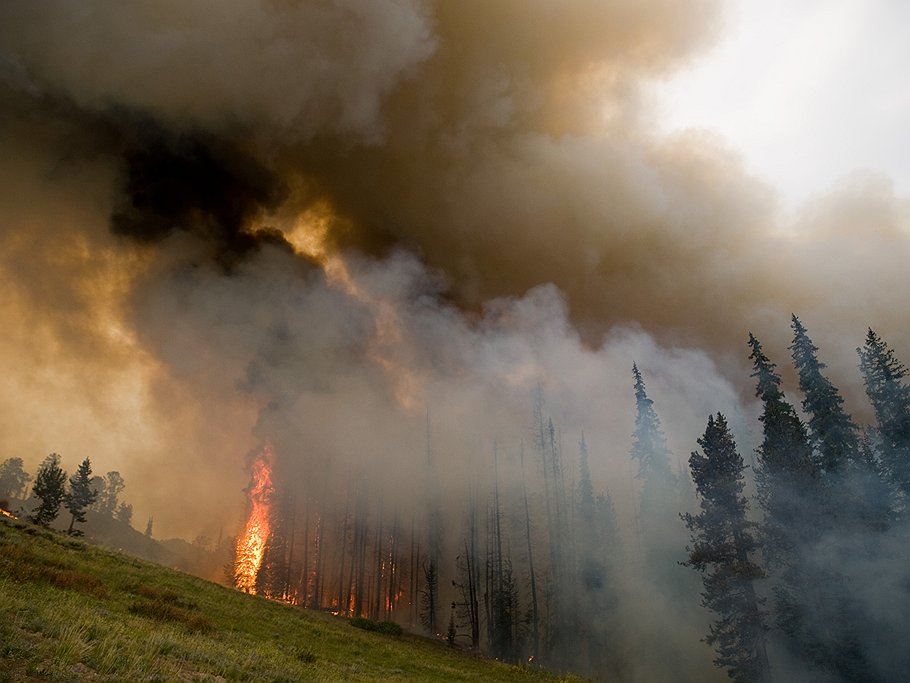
[657,0,910,208]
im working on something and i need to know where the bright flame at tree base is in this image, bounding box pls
[234,444,275,594]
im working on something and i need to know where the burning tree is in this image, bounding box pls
[234,444,276,593]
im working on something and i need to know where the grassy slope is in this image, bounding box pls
[0,517,585,682]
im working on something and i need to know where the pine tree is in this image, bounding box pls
[683,414,771,683]
[0,457,31,500]
[790,316,890,529]
[630,364,674,483]
[748,333,824,664]
[748,333,820,554]
[790,316,860,474]
[858,328,910,500]
[630,364,682,590]
[65,458,98,535]
[789,319,890,680]
[29,454,67,527]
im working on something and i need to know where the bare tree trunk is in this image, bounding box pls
[520,442,540,658]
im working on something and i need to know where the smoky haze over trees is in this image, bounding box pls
[225,319,910,682]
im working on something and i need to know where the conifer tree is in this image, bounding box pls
[858,328,910,500]
[0,457,31,500]
[29,453,67,527]
[630,364,674,483]
[576,435,620,678]
[748,333,823,663]
[790,316,860,474]
[630,364,681,589]
[748,333,820,553]
[65,457,98,535]
[683,414,771,683]
[790,316,890,529]
[790,319,889,680]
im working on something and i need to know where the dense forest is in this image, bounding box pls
[221,316,910,683]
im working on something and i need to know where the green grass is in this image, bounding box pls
[0,517,586,682]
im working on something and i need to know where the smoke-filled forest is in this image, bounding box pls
[222,320,910,682]
[2,1,910,682]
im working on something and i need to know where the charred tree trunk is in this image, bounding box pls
[520,442,540,659]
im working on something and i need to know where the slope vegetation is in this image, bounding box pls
[0,516,585,682]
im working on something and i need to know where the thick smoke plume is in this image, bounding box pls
[1,1,908,680]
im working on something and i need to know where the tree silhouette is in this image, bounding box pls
[65,458,98,535]
[29,454,67,528]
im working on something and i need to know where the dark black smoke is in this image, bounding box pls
[110,119,291,269]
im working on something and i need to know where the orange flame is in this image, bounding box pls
[234,444,275,593]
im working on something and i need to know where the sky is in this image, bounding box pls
[0,0,909,539]
[657,0,910,209]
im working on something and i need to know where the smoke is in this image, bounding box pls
[0,2,908,678]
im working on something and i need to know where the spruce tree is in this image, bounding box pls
[683,414,771,683]
[858,328,910,500]
[790,316,890,530]
[65,458,98,535]
[630,364,674,483]
[748,333,820,555]
[748,333,823,666]
[630,364,681,590]
[790,319,888,680]
[29,454,67,527]
[790,316,860,474]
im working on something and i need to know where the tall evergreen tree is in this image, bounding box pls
[748,333,824,666]
[65,457,98,535]
[858,328,910,500]
[29,454,67,528]
[683,414,771,683]
[790,316,861,474]
[748,333,820,554]
[630,364,674,483]
[790,315,890,529]
[790,319,890,681]
[575,435,621,679]
[630,364,682,589]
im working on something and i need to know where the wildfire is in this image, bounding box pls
[234,444,275,593]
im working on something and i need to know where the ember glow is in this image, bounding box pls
[234,444,275,594]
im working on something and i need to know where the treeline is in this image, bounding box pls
[0,455,136,535]
[237,315,910,682]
